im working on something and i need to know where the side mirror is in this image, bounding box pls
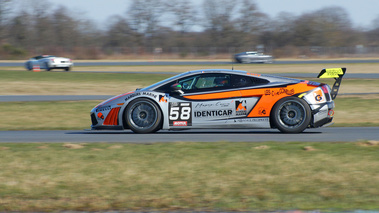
[170,83,184,94]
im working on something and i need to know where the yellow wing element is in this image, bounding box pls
[317,68,346,100]
[317,68,346,78]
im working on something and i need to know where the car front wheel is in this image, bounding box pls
[26,62,32,71]
[271,97,311,133]
[125,98,162,133]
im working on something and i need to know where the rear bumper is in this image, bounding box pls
[313,116,334,128]
[310,102,335,128]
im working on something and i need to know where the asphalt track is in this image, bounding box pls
[0,127,378,143]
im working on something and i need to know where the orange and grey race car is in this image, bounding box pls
[90,68,346,133]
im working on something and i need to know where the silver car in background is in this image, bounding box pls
[25,55,73,71]
[234,51,273,63]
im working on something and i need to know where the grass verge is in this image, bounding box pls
[1,141,379,211]
[0,70,171,95]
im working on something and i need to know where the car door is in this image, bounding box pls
[166,73,243,129]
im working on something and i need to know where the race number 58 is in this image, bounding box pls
[169,106,191,120]
[169,102,192,126]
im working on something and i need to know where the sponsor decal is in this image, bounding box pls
[169,102,192,126]
[265,88,295,96]
[159,95,168,103]
[194,101,231,108]
[234,117,269,123]
[97,112,104,120]
[125,92,157,101]
[96,105,111,112]
[173,121,187,126]
[246,73,261,77]
[235,100,247,116]
[258,107,267,115]
[313,90,324,103]
[194,110,233,117]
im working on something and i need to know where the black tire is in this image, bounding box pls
[241,57,250,63]
[45,62,51,71]
[124,98,162,133]
[65,67,70,71]
[26,62,32,71]
[271,97,311,133]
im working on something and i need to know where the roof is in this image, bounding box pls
[186,69,248,75]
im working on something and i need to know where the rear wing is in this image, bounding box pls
[317,68,346,100]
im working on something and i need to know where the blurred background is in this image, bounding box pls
[1,0,379,60]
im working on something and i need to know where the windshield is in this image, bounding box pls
[143,72,188,91]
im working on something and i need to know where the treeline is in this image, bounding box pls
[1,0,379,59]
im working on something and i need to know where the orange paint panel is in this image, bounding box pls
[184,90,241,100]
[103,107,121,125]
[240,83,317,117]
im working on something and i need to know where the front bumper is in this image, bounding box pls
[90,109,124,130]
[50,63,73,68]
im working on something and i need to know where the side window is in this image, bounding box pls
[185,74,231,91]
[154,73,269,93]
[179,76,199,90]
[153,75,201,93]
[231,75,269,88]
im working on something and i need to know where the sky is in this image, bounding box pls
[43,0,379,29]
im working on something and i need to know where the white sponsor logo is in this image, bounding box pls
[173,121,187,126]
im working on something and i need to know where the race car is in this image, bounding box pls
[90,68,346,133]
[234,51,273,63]
[25,55,73,71]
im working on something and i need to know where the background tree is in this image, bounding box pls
[235,0,269,47]
[166,0,197,34]
[202,0,237,47]
[0,0,12,42]
[127,0,165,48]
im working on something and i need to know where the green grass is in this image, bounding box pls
[0,70,172,95]
[0,101,98,130]
[1,142,379,211]
[0,70,170,84]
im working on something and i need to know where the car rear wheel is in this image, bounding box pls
[271,97,311,133]
[45,62,51,71]
[65,67,70,71]
[125,98,162,133]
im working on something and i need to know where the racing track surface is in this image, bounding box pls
[0,127,378,143]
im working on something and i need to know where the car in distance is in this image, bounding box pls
[234,51,273,63]
[90,68,346,133]
[25,55,73,71]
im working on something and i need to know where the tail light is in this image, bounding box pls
[321,84,331,101]
[50,59,55,63]
[328,109,335,117]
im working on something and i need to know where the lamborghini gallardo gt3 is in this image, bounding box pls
[90,68,346,133]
